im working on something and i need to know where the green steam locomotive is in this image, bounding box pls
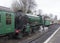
[0,6,51,38]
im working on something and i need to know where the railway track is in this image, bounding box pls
[0,24,60,43]
[27,24,60,43]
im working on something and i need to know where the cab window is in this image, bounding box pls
[6,13,11,25]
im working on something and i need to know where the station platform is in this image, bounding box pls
[44,27,60,43]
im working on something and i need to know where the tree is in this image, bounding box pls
[54,15,57,20]
[49,13,53,19]
[38,9,42,15]
[11,0,24,12]
[27,0,36,13]
[11,0,36,13]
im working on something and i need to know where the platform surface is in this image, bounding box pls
[48,28,60,43]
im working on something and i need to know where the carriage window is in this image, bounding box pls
[0,15,1,22]
[6,13,11,25]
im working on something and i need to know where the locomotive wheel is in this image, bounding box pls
[31,26,40,33]
[28,28,32,36]
[8,33,23,39]
[17,33,23,39]
[8,34,14,39]
[31,27,35,33]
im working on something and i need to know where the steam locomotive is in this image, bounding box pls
[0,7,50,38]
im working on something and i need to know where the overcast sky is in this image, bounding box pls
[35,0,60,18]
[0,0,60,19]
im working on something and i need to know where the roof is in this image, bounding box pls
[0,6,13,12]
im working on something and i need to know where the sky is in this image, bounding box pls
[0,0,12,7]
[35,0,60,19]
[0,0,60,19]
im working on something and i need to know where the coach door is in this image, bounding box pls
[5,12,15,34]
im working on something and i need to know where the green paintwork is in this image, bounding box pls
[27,15,43,26]
[0,11,15,35]
[44,20,50,26]
[25,23,30,33]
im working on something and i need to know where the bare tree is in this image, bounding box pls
[11,0,36,13]
[49,13,53,19]
[27,0,36,13]
[38,9,42,15]
[54,15,57,20]
[11,0,24,12]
